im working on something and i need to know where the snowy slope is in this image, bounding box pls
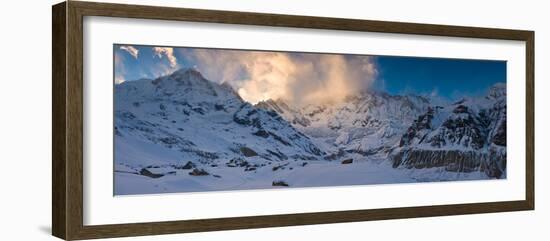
[114,68,325,194]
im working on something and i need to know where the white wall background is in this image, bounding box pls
[0,0,547,240]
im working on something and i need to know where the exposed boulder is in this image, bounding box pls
[341,159,353,164]
[240,147,258,157]
[188,168,209,176]
[253,129,270,138]
[173,161,195,170]
[226,158,249,167]
[272,180,289,187]
[139,168,164,178]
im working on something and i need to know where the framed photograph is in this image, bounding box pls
[52,1,534,240]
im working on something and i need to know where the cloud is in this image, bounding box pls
[237,52,296,104]
[114,53,126,84]
[181,48,378,106]
[115,77,126,84]
[119,45,139,59]
[153,47,177,68]
[179,48,248,85]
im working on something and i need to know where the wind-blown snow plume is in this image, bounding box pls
[180,48,378,106]
[153,47,178,68]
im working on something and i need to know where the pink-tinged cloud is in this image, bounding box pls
[181,49,378,106]
[120,45,139,59]
[114,53,126,84]
[153,47,177,68]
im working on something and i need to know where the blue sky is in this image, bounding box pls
[373,56,506,99]
[115,44,506,104]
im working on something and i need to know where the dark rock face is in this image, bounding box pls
[400,107,435,147]
[430,114,486,149]
[491,117,506,146]
[392,86,507,179]
[392,149,505,178]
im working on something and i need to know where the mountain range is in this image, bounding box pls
[114,68,506,194]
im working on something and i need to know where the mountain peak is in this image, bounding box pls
[171,67,204,78]
[152,67,207,86]
[487,82,506,100]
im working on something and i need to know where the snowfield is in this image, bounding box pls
[115,158,488,195]
[114,68,506,195]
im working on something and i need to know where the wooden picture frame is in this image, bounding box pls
[52,1,534,240]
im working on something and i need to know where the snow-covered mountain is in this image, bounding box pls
[392,83,507,178]
[114,68,506,195]
[115,68,323,168]
[256,92,431,161]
